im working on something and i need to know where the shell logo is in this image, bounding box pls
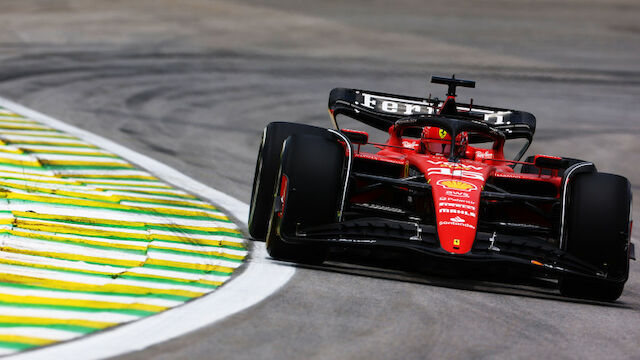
[437,179,477,192]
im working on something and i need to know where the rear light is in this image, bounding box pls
[277,174,288,218]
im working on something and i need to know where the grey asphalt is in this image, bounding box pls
[0,1,639,359]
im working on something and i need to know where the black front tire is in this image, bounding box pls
[559,172,632,302]
[265,134,345,264]
[248,122,328,240]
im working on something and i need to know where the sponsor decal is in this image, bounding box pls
[483,111,513,125]
[439,208,476,217]
[439,220,476,230]
[453,239,461,246]
[338,238,377,244]
[402,140,420,150]
[427,160,483,171]
[445,190,471,198]
[450,216,466,223]
[355,152,405,164]
[428,167,485,181]
[440,196,475,204]
[437,179,478,192]
[439,129,448,139]
[440,202,476,210]
[360,93,435,115]
[494,172,530,179]
[474,149,493,160]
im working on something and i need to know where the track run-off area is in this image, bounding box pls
[0,98,290,358]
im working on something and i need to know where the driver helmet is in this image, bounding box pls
[420,127,468,157]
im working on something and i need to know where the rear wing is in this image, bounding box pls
[328,88,536,142]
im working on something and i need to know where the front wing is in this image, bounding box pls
[280,217,623,282]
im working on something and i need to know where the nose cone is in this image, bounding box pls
[432,178,482,254]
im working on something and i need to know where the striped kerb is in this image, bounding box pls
[0,108,247,355]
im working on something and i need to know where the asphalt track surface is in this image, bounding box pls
[1,1,639,359]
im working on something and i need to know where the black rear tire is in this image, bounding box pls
[248,122,328,240]
[559,172,632,301]
[266,134,344,264]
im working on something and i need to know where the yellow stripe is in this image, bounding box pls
[145,258,235,274]
[150,235,243,248]
[2,140,96,148]
[0,257,219,290]
[105,189,198,199]
[0,124,49,130]
[8,228,148,252]
[0,181,122,202]
[0,157,42,167]
[113,195,215,209]
[0,315,115,329]
[13,219,150,240]
[70,179,170,188]
[0,247,144,268]
[0,294,166,313]
[40,160,133,168]
[5,191,217,213]
[0,273,204,298]
[119,271,223,287]
[0,147,24,154]
[59,174,157,180]
[149,245,245,261]
[13,211,232,234]
[122,205,226,219]
[10,218,242,246]
[0,117,34,123]
[0,132,76,139]
[23,149,119,157]
[12,211,145,228]
[0,334,56,346]
[0,170,80,185]
[6,192,143,212]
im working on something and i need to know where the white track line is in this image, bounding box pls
[0,97,295,360]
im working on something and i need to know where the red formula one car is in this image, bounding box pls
[249,76,634,301]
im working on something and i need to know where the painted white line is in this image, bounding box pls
[0,97,295,360]
[0,327,83,341]
[0,307,140,323]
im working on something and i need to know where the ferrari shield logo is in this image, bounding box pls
[439,129,448,139]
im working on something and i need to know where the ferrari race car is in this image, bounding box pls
[248,76,634,301]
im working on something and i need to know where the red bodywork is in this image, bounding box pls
[343,95,562,255]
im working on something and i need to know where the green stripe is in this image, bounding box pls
[0,162,134,171]
[0,142,96,148]
[141,264,233,276]
[0,341,35,351]
[3,199,229,222]
[13,214,233,232]
[0,301,156,317]
[19,151,121,158]
[0,259,226,288]
[1,231,148,255]
[0,323,96,333]
[0,253,234,282]
[63,177,161,183]
[0,282,191,301]
[149,247,243,262]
